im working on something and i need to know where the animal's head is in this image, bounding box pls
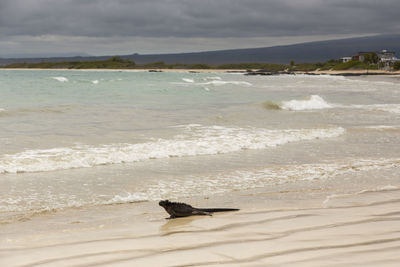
[159,200,170,208]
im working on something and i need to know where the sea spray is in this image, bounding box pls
[281,95,335,111]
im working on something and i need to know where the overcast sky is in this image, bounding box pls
[0,0,399,57]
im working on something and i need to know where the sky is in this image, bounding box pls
[0,0,399,57]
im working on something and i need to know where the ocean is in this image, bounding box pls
[1,70,400,224]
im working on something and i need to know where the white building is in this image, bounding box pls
[377,50,397,68]
[340,57,352,63]
[377,50,396,62]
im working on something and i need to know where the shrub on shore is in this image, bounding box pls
[394,61,400,70]
[3,57,398,71]
[331,60,367,70]
[5,57,136,69]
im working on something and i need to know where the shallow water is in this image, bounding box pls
[0,70,400,223]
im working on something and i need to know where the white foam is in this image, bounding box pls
[106,192,148,204]
[173,80,252,87]
[92,80,99,84]
[106,157,400,203]
[2,157,398,215]
[206,76,222,80]
[200,80,252,86]
[0,125,345,174]
[280,95,335,111]
[52,77,68,82]
[364,125,400,130]
[182,78,194,83]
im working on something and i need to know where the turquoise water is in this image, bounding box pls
[1,70,400,222]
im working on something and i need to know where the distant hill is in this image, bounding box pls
[0,52,92,59]
[1,34,400,66]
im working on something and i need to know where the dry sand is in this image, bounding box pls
[1,187,400,267]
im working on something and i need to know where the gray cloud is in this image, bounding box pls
[0,0,399,55]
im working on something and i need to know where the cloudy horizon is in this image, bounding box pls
[1,0,399,57]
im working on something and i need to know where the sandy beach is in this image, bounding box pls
[1,183,400,267]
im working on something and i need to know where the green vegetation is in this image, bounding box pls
[5,57,136,69]
[331,60,367,70]
[319,59,342,70]
[362,53,379,64]
[394,61,400,70]
[215,63,286,72]
[290,62,323,71]
[4,60,287,71]
[3,56,398,71]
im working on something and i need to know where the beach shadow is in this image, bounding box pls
[160,216,199,232]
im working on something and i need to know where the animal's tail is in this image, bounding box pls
[198,208,239,213]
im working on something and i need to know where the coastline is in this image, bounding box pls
[309,69,400,77]
[0,68,243,73]
[1,67,400,76]
[1,182,399,267]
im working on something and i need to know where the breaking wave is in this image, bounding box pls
[2,157,398,217]
[0,125,345,174]
[105,192,149,204]
[263,95,336,111]
[206,76,222,80]
[182,78,194,83]
[263,95,400,114]
[200,80,252,86]
[175,79,252,86]
[281,95,335,111]
[52,76,68,82]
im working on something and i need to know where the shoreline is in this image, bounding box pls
[0,68,244,73]
[2,161,400,266]
[1,183,399,266]
[1,67,400,76]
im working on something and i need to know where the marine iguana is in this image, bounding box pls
[159,200,239,219]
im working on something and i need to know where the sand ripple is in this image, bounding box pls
[1,191,400,266]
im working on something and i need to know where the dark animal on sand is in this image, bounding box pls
[159,200,239,219]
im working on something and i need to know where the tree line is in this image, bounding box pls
[4,56,400,71]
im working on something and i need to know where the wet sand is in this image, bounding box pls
[1,187,400,267]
